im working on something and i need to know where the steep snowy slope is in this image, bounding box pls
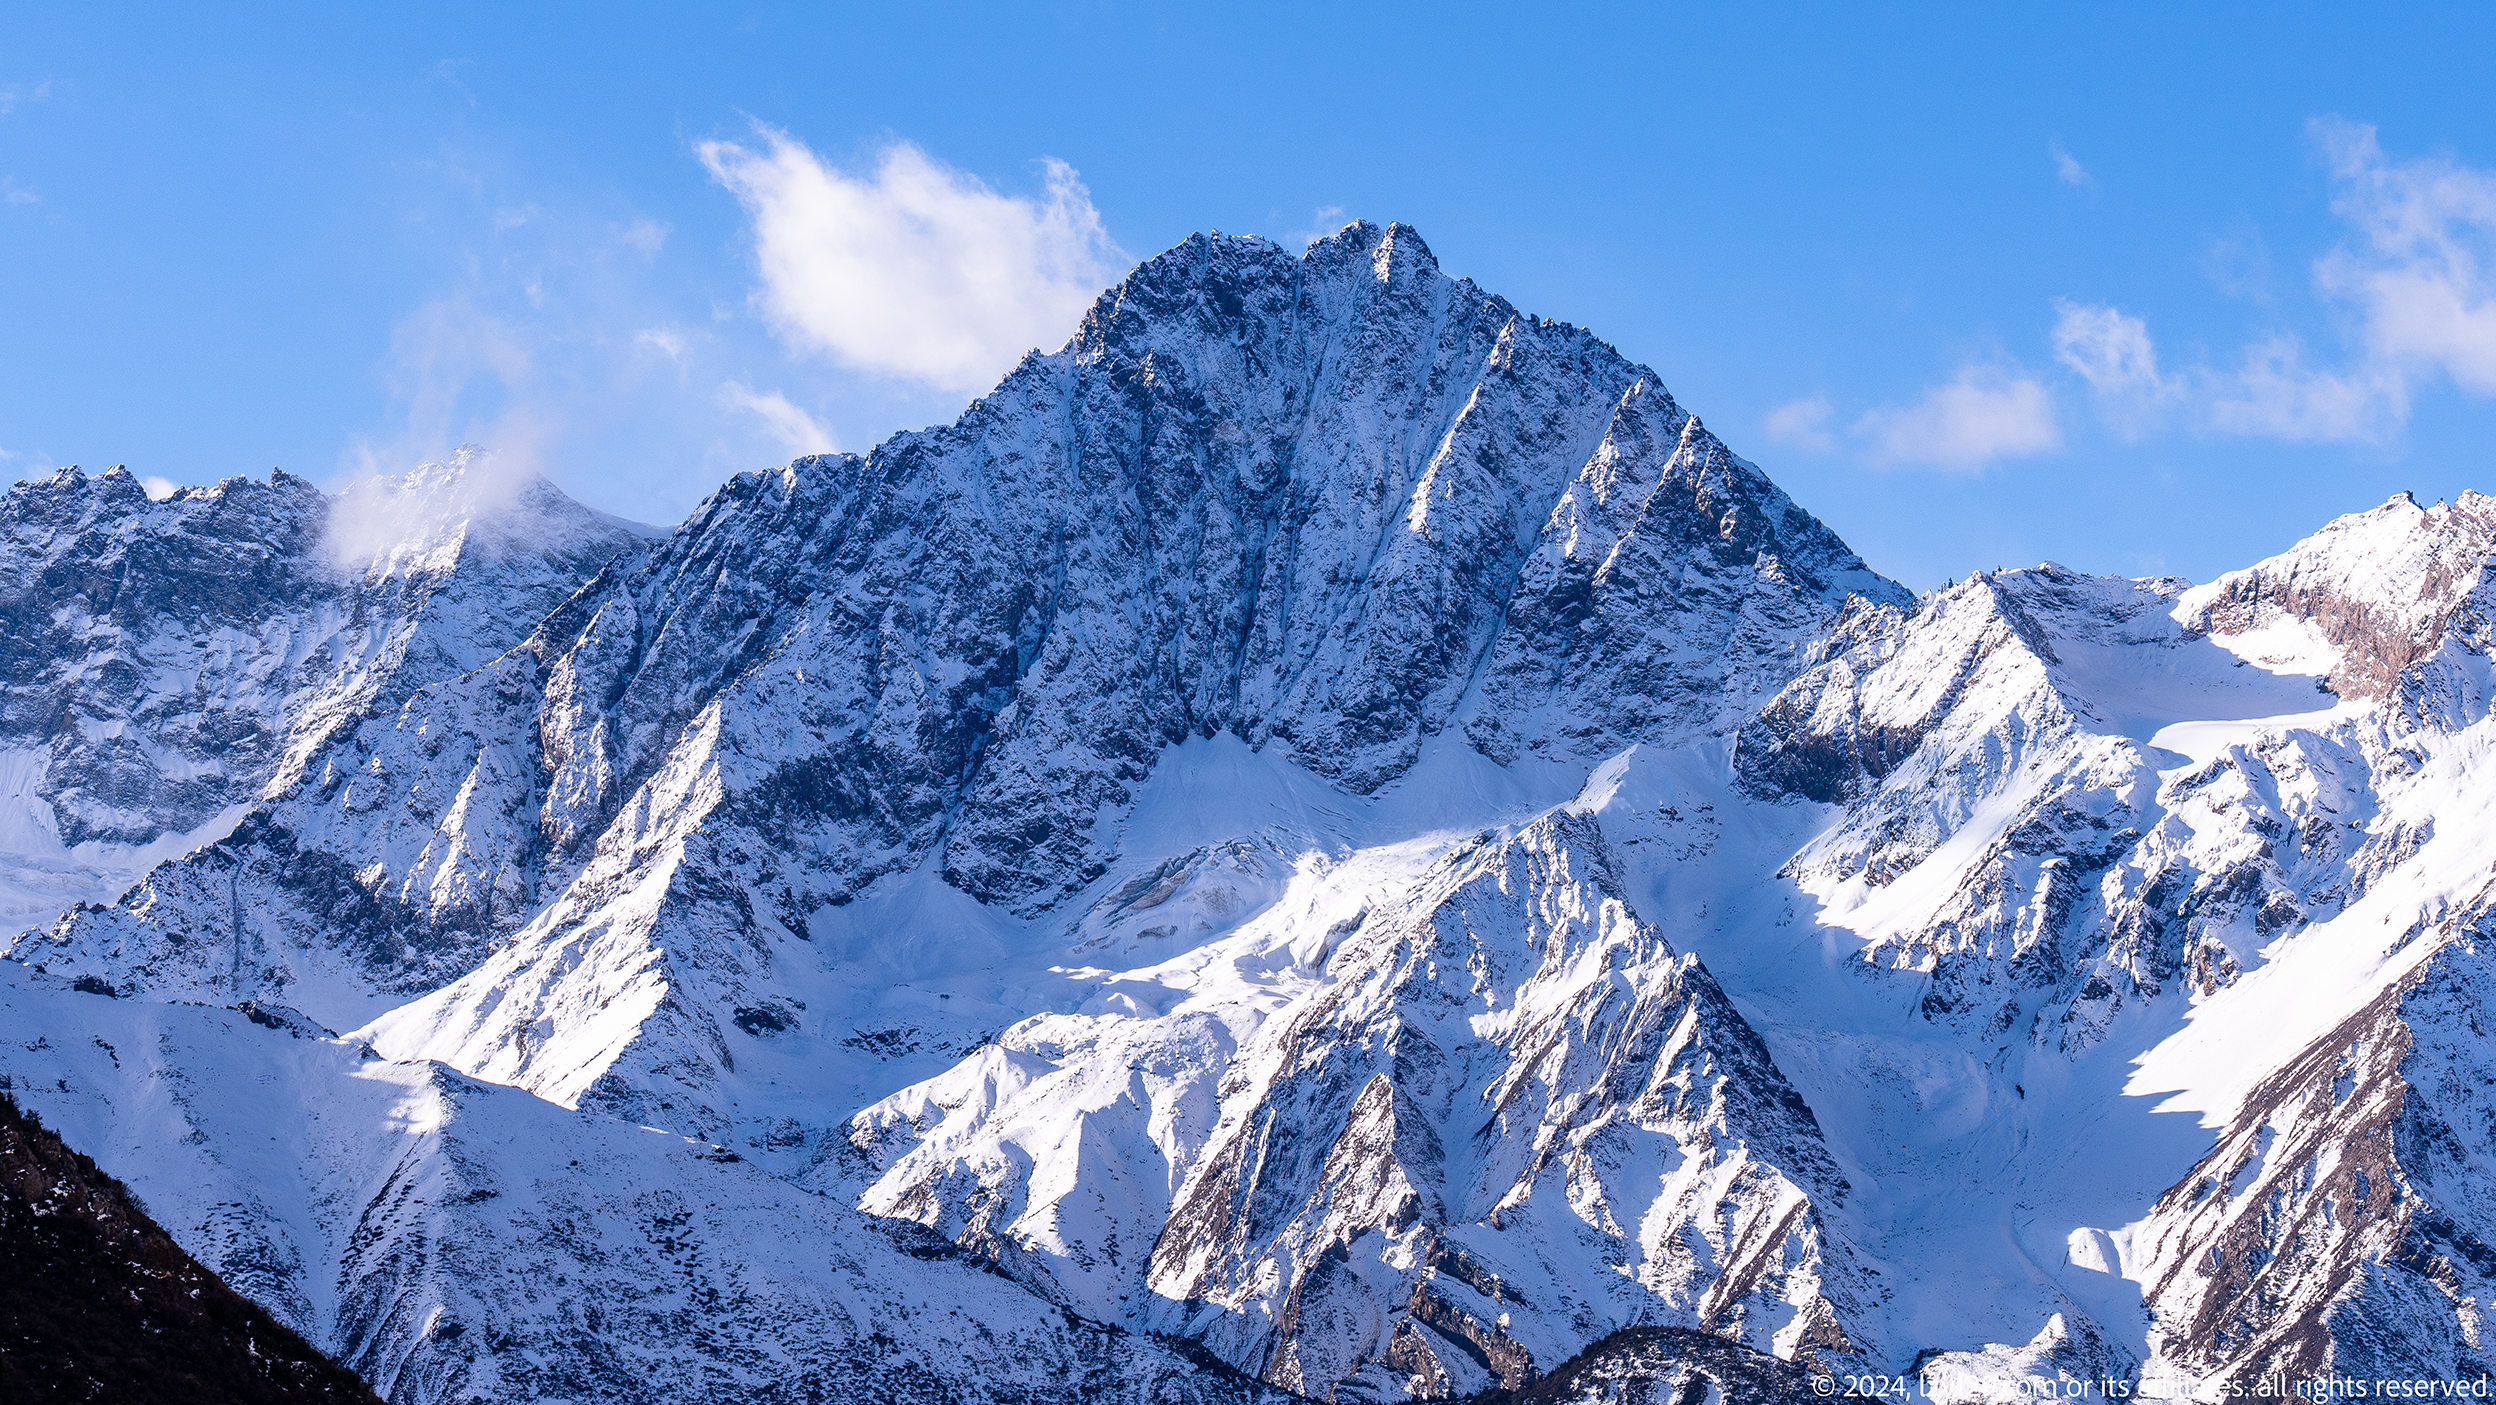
[0,451,649,945]
[856,806,1881,1397]
[0,966,1289,1405]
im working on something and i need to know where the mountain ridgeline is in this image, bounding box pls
[3,222,2494,1402]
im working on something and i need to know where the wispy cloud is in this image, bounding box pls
[329,293,556,563]
[380,295,541,463]
[2053,303,2407,446]
[0,80,51,117]
[2050,119,2494,445]
[340,127,1126,529]
[2203,337,2403,442]
[718,381,836,457]
[2203,223,2275,303]
[0,442,62,483]
[2313,116,2496,396]
[698,129,1124,394]
[0,77,45,208]
[1762,394,1837,453]
[620,217,668,259]
[634,327,688,361]
[1285,204,1353,249]
[2050,300,2175,437]
[2050,139,2093,188]
[1853,367,2061,470]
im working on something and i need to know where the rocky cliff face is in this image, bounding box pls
[857,808,1881,1398]
[0,452,651,950]
[2121,938,2496,1387]
[5,224,2496,1402]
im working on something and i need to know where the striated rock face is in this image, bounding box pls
[2125,939,2496,1387]
[1139,811,1873,1394]
[0,452,651,947]
[8,221,2496,1403]
[857,809,1879,1398]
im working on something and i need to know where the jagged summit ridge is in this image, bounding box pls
[0,452,648,943]
[2180,487,2496,697]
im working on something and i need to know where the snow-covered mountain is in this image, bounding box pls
[5,222,2496,1402]
[0,451,653,947]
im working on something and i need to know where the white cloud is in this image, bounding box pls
[1286,204,1353,249]
[698,129,1124,394]
[2051,300,2177,437]
[2051,301,2159,396]
[328,296,557,565]
[2049,299,2408,445]
[2204,335,2404,442]
[1762,394,1837,453]
[718,381,837,458]
[621,217,669,259]
[2044,121,2496,446]
[0,80,51,117]
[2312,117,2496,395]
[2051,139,2093,188]
[1853,368,2060,470]
[141,476,178,501]
[3,178,37,206]
[384,296,538,455]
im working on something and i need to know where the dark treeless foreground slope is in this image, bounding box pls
[0,1090,381,1405]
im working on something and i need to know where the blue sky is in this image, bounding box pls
[5,3,2495,589]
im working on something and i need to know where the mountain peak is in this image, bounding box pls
[2179,485,2496,694]
[325,445,649,576]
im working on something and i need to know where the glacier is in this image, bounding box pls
[3,221,2495,1402]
